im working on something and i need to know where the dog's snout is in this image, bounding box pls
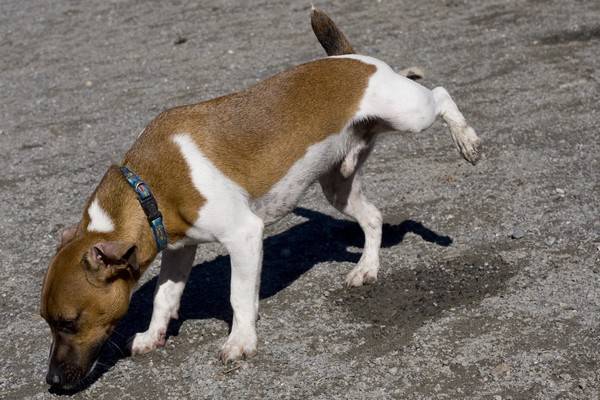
[46,368,63,386]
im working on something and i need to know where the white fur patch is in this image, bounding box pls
[171,133,264,363]
[336,54,437,133]
[86,198,115,232]
[171,133,250,244]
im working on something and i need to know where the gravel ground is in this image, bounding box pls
[1,0,599,399]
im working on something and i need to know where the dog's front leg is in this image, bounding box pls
[130,245,197,355]
[219,212,264,363]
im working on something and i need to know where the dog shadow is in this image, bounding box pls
[52,207,451,394]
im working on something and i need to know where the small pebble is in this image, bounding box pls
[555,188,565,195]
[559,373,571,380]
[493,363,511,377]
[559,302,575,311]
[511,227,525,239]
[85,80,93,87]
[174,35,187,45]
[545,236,556,246]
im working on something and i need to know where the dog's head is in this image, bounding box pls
[40,225,139,390]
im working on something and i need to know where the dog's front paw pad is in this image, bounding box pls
[130,329,166,355]
[219,335,257,364]
[345,267,378,287]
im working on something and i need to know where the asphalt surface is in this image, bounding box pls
[1,0,599,399]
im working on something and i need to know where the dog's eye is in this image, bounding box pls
[56,319,78,334]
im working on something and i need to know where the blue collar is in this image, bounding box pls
[120,166,168,252]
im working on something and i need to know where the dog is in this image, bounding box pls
[40,7,480,390]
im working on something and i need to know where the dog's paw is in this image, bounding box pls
[345,265,378,287]
[456,126,481,165]
[129,329,166,355]
[218,332,257,364]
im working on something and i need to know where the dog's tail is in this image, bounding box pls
[310,6,355,55]
[310,6,424,80]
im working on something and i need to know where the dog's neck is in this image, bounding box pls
[82,165,160,272]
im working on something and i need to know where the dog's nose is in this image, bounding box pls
[46,370,62,386]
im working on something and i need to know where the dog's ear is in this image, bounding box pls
[85,241,140,282]
[398,66,425,81]
[56,225,78,251]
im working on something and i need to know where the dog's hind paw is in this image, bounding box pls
[455,126,482,165]
[129,329,166,355]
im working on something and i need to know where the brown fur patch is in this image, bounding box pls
[126,57,375,200]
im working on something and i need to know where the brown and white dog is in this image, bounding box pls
[40,8,480,389]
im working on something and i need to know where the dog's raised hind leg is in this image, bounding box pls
[432,87,481,165]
